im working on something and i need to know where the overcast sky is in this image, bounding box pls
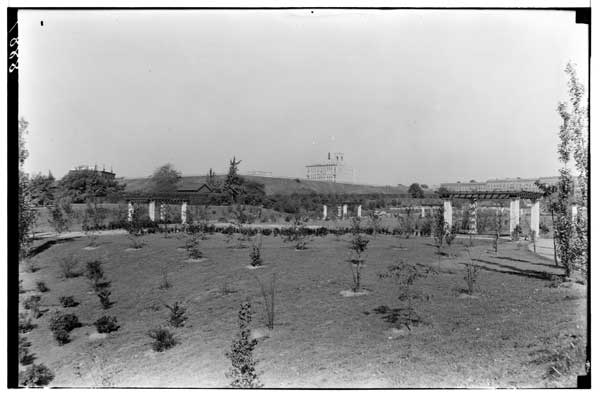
[19,9,588,186]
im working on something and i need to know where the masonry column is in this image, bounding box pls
[421,206,425,218]
[127,201,134,223]
[468,200,477,235]
[530,199,540,239]
[342,204,348,219]
[181,202,188,225]
[322,205,327,220]
[148,200,156,222]
[509,198,520,234]
[443,200,452,228]
[357,205,362,218]
[159,203,166,221]
[337,205,342,218]
[571,204,578,222]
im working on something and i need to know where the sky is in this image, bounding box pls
[18,9,589,186]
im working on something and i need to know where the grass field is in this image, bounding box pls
[19,232,587,388]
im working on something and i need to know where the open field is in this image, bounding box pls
[19,232,586,388]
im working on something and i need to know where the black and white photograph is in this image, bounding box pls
[5,0,592,390]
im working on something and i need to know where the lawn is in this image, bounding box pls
[18,231,587,388]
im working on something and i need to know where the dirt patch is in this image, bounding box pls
[184,258,208,263]
[83,246,100,251]
[246,264,268,270]
[339,289,370,297]
[125,248,142,252]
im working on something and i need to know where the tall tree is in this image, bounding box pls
[147,163,182,193]
[58,167,124,202]
[224,157,244,203]
[408,183,425,199]
[18,118,38,258]
[29,172,56,206]
[206,168,220,189]
[555,62,588,277]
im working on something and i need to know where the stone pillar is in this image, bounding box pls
[159,203,166,221]
[342,204,348,218]
[468,200,477,235]
[127,201,134,222]
[421,207,425,218]
[337,205,342,218]
[509,199,520,234]
[357,205,362,218]
[443,200,452,228]
[181,202,188,225]
[572,205,578,222]
[149,200,156,222]
[530,200,540,238]
[322,205,327,220]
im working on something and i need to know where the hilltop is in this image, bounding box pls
[122,175,409,196]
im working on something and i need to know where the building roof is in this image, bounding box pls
[176,182,214,192]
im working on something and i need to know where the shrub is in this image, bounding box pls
[511,224,522,241]
[539,223,550,235]
[348,218,369,292]
[85,260,104,282]
[254,273,276,330]
[94,316,120,333]
[159,267,171,290]
[147,327,177,352]
[379,261,436,328]
[48,312,81,333]
[20,363,55,387]
[249,236,263,267]
[128,234,145,249]
[463,246,480,295]
[58,254,81,279]
[23,295,41,311]
[165,302,187,328]
[53,329,71,345]
[19,336,35,365]
[36,281,49,293]
[96,288,113,309]
[226,301,262,388]
[59,296,79,308]
[19,313,36,333]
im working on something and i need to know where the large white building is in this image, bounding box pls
[305,152,355,183]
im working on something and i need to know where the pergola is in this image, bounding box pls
[439,190,544,237]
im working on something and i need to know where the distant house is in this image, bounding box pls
[176,182,214,193]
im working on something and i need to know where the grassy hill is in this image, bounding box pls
[122,175,408,196]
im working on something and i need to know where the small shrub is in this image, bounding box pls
[147,327,177,352]
[348,218,369,292]
[85,260,104,282]
[59,296,79,308]
[58,254,81,279]
[19,336,35,365]
[19,313,36,333]
[48,312,81,333]
[539,223,550,235]
[165,302,187,328]
[92,279,111,293]
[128,234,145,249]
[464,263,479,295]
[226,301,262,388]
[23,295,41,311]
[159,267,171,290]
[53,329,71,345]
[254,273,276,330]
[36,281,49,293]
[96,288,113,309]
[249,236,263,267]
[511,224,522,241]
[187,246,204,260]
[94,316,120,333]
[20,363,55,387]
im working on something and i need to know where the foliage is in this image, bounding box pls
[408,183,425,198]
[94,316,120,333]
[29,171,56,206]
[249,236,263,267]
[36,281,49,293]
[147,163,182,193]
[48,312,82,333]
[165,302,187,328]
[58,254,81,279]
[53,329,71,345]
[253,273,276,330]
[19,313,36,333]
[97,288,113,309]
[128,234,145,249]
[57,167,124,203]
[59,296,79,308]
[47,195,74,234]
[348,217,369,292]
[379,261,436,328]
[225,301,262,388]
[85,260,105,282]
[511,224,522,241]
[19,336,35,365]
[224,157,245,203]
[18,119,38,259]
[159,267,172,290]
[19,363,55,387]
[147,327,177,352]
[432,207,446,249]
[463,246,480,295]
